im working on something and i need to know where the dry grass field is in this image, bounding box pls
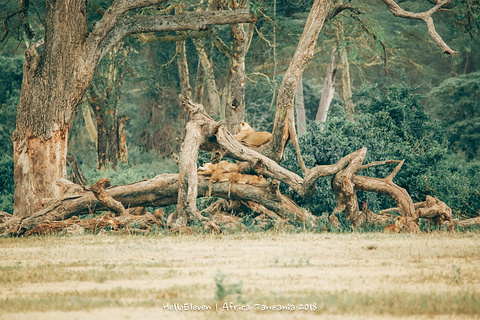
[0,231,479,319]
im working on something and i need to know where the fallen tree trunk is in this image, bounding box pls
[449,217,480,227]
[0,173,310,236]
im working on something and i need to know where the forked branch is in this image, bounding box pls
[381,0,457,54]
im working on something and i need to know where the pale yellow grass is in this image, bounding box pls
[0,232,479,319]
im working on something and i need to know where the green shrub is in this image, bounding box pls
[282,82,479,219]
[426,72,480,160]
[0,154,14,213]
[79,146,178,187]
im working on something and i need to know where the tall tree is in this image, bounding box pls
[8,0,255,217]
[87,45,129,170]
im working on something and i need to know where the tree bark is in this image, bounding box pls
[168,99,209,226]
[224,23,247,132]
[193,59,205,103]
[340,45,355,119]
[66,154,87,186]
[13,0,88,217]
[176,6,192,139]
[332,157,420,231]
[381,0,457,54]
[118,116,128,164]
[267,0,331,172]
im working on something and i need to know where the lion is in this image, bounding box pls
[198,161,239,175]
[384,216,406,233]
[209,170,267,197]
[233,122,271,147]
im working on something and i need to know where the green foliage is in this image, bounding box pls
[76,146,178,187]
[0,56,23,213]
[0,56,22,154]
[426,72,480,160]
[423,155,480,219]
[0,154,14,213]
[282,82,479,219]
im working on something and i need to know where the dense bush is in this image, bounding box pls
[282,83,479,219]
[426,72,480,160]
[0,56,23,213]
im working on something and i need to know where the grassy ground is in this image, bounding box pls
[0,231,479,319]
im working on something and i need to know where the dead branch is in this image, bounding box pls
[90,178,125,216]
[0,172,311,236]
[381,0,457,54]
[357,160,402,172]
[415,195,452,224]
[332,148,367,227]
[353,161,419,232]
[450,217,480,227]
[168,97,212,226]
[24,211,164,236]
[214,124,360,198]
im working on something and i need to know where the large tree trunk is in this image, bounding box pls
[12,0,90,217]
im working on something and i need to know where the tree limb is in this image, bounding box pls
[327,3,363,20]
[96,9,256,62]
[85,0,168,55]
[381,0,457,54]
[0,173,313,236]
[268,0,332,170]
[90,178,126,216]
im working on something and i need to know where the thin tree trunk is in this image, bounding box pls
[82,104,97,145]
[192,38,220,118]
[225,23,247,132]
[118,116,128,164]
[176,6,192,138]
[336,19,355,120]
[267,0,332,171]
[315,45,337,123]
[66,154,87,186]
[295,78,306,135]
[88,90,121,171]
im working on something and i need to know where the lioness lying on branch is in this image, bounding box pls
[199,162,267,197]
[233,122,271,147]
